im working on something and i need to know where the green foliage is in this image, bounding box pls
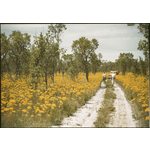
[1,31,31,76]
[46,24,67,84]
[72,37,99,81]
[127,23,149,73]
[31,24,67,86]
[139,56,147,75]
[130,59,141,74]
[90,53,101,74]
[100,60,115,72]
[119,53,134,72]
[137,24,149,62]
[1,33,10,74]
[120,57,127,75]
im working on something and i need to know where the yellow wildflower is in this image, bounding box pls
[4,108,9,112]
[27,106,32,110]
[22,109,27,113]
[9,107,14,111]
[145,107,149,112]
[131,98,135,102]
[142,104,148,107]
[62,97,67,101]
[9,100,16,103]
[31,115,34,118]
[145,116,149,120]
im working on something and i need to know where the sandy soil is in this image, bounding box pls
[52,82,106,127]
[52,81,137,128]
[107,83,137,127]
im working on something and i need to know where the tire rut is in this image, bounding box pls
[107,83,136,127]
[52,82,106,127]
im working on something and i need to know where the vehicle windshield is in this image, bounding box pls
[110,71,117,74]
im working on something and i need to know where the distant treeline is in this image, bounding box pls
[1,24,149,87]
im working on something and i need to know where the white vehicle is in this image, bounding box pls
[108,71,118,79]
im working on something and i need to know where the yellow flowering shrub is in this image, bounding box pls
[116,72,149,121]
[1,72,104,127]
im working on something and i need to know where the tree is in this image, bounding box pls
[114,59,120,72]
[72,37,99,81]
[98,53,103,60]
[1,33,11,75]
[130,59,140,74]
[62,54,80,80]
[137,24,149,63]
[90,53,101,74]
[120,57,127,75]
[8,31,31,76]
[119,53,134,72]
[127,24,149,72]
[139,56,147,75]
[46,24,67,84]
[32,32,48,88]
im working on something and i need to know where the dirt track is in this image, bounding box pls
[107,83,136,127]
[52,81,137,127]
[52,82,106,127]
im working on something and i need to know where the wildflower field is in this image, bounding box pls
[1,72,107,127]
[115,72,149,127]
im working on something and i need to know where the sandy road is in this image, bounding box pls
[52,82,106,127]
[107,83,136,127]
[52,81,137,127]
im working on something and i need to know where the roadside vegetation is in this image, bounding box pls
[94,79,116,127]
[1,72,103,127]
[115,72,149,127]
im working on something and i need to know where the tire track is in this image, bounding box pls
[107,83,136,127]
[52,82,106,127]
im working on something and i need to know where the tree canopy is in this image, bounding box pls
[72,37,99,81]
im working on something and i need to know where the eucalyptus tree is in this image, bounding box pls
[46,24,67,84]
[119,53,134,72]
[130,59,141,74]
[31,32,47,88]
[58,48,67,75]
[8,31,31,76]
[139,56,147,75]
[128,24,149,74]
[62,54,80,80]
[72,37,99,82]
[120,57,127,75]
[90,53,101,74]
[1,33,11,75]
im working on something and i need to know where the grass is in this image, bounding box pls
[94,79,116,127]
[115,79,149,127]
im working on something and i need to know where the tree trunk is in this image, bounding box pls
[45,72,47,89]
[35,76,38,90]
[85,66,89,82]
[51,73,54,85]
[62,71,64,79]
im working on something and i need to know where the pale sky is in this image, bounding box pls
[1,24,145,62]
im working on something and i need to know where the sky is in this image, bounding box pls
[1,24,145,62]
